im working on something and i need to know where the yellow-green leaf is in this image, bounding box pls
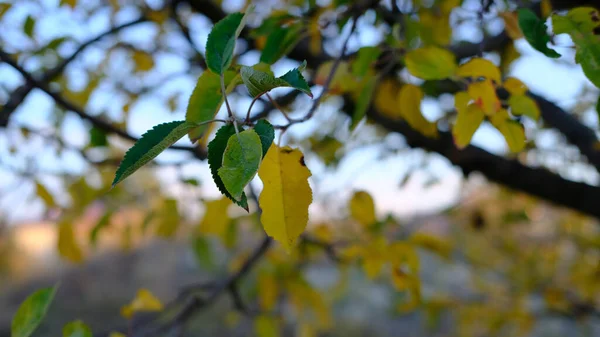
[503,77,528,95]
[121,289,163,319]
[258,144,312,250]
[254,315,279,337]
[467,79,501,116]
[63,320,92,337]
[12,286,58,337]
[509,95,540,120]
[348,190,376,228]
[57,221,84,263]
[456,58,501,83]
[36,181,56,207]
[155,198,179,238]
[491,114,526,153]
[452,91,485,149]
[398,84,437,137]
[132,50,154,72]
[198,197,231,237]
[404,46,457,80]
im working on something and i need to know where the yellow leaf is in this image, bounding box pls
[36,181,56,207]
[391,266,412,290]
[148,10,168,25]
[199,197,231,237]
[257,272,279,310]
[499,12,523,39]
[374,79,401,118]
[398,84,438,137]
[57,221,84,263]
[500,43,521,73]
[309,224,333,243]
[121,289,163,319]
[509,95,540,120]
[132,50,154,72]
[308,17,322,55]
[491,114,526,153]
[541,0,552,17]
[457,58,501,83]
[404,46,457,80]
[339,244,364,260]
[503,77,528,95]
[452,91,485,148]
[59,0,77,9]
[419,10,452,46]
[409,232,453,259]
[297,324,316,337]
[314,61,358,94]
[155,198,179,238]
[254,315,280,337]
[348,190,376,228]
[467,79,501,116]
[258,144,312,250]
[109,333,126,337]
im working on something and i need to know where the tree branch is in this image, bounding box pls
[0,17,147,127]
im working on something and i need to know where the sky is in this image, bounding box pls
[0,0,598,225]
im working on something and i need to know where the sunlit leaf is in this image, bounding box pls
[456,58,501,83]
[186,70,239,142]
[452,91,485,149]
[509,95,540,120]
[491,112,526,152]
[467,79,501,116]
[503,77,528,95]
[217,129,263,202]
[11,286,58,337]
[112,121,197,187]
[258,144,312,250]
[404,46,457,80]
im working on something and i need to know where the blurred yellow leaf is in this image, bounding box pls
[500,43,521,73]
[155,198,180,238]
[457,58,501,83]
[499,12,523,39]
[59,0,77,8]
[148,10,168,24]
[467,79,501,116]
[258,144,312,251]
[374,79,401,118]
[391,266,412,290]
[308,16,321,55]
[541,0,552,17]
[349,190,376,228]
[503,77,528,95]
[121,289,163,319]
[452,91,485,149]
[254,315,280,337]
[133,51,154,72]
[310,224,333,243]
[108,333,126,337]
[491,112,526,152]
[57,221,84,263]
[404,46,457,80]
[36,181,56,207]
[398,84,438,137]
[409,232,453,259]
[199,197,231,237]
[0,3,12,18]
[257,272,279,310]
[314,61,358,94]
[509,95,540,120]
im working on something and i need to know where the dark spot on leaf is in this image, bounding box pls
[594,26,600,35]
[299,156,306,166]
[282,148,293,153]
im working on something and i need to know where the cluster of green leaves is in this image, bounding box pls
[112,8,314,250]
[518,7,600,87]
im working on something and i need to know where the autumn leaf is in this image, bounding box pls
[509,94,540,120]
[457,57,501,83]
[503,77,528,95]
[199,197,232,236]
[452,91,485,149]
[258,144,312,250]
[57,221,84,263]
[349,190,377,228]
[467,79,501,116]
[398,84,438,137]
[121,289,163,318]
[404,46,457,80]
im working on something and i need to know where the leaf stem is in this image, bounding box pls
[245,95,262,123]
[221,74,234,118]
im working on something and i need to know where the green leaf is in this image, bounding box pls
[208,124,249,210]
[23,15,35,38]
[350,77,376,130]
[352,47,381,78]
[240,61,312,98]
[112,121,196,187]
[552,7,600,88]
[62,320,92,337]
[89,126,108,147]
[218,129,262,202]
[205,11,248,75]
[253,120,275,159]
[12,286,58,337]
[89,211,113,247]
[518,9,561,58]
[185,70,240,142]
[259,23,303,64]
[192,237,214,270]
